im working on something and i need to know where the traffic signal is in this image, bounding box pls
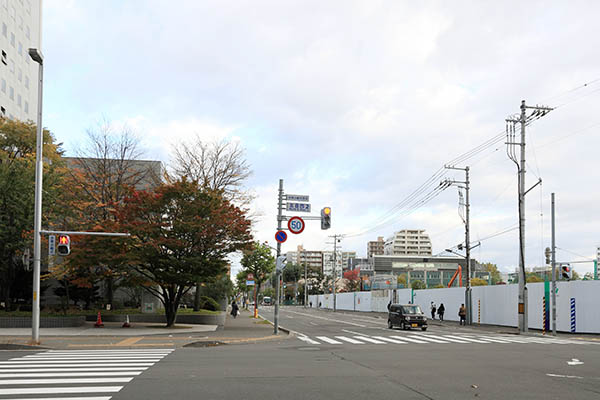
[545,247,552,265]
[560,264,572,280]
[57,235,71,256]
[321,207,331,230]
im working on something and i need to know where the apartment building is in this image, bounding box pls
[0,0,41,120]
[367,236,385,257]
[285,245,323,271]
[384,229,432,256]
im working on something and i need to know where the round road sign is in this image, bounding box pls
[288,216,305,234]
[275,230,287,243]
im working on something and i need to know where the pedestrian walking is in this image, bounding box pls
[459,303,466,325]
[430,302,436,320]
[310,301,313,308]
[231,301,239,319]
[437,303,445,321]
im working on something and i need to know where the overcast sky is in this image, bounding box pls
[42,1,600,276]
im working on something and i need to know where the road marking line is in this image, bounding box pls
[547,373,583,379]
[0,367,148,372]
[0,377,134,385]
[316,336,343,344]
[0,363,154,368]
[470,336,511,343]
[334,336,364,344]
[67,343,176,347]
[47,349,173,352]
[0,371,143,378]
[407,335,449,344]
[0,386,123,395]
[298,336,320,345]
[390,336,428,344]
[371,336,406,344]
[353,336,385,344]
[441,335,490,344]
[0,397,113,400]
[418,334,470,343]
[492,336,530,343]
[114,337,143,346]
[23,356,166,360]
[568,358,584,366]
[4,359,161,364]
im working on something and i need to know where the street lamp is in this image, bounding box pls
[29,47,44,344]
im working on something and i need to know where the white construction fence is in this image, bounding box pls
[308,280,600,333]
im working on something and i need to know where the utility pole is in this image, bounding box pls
[328,234,342,312]
[274,179,283,334]
[443,166,473,324]
[506,100,551,333]
[551,192,557,336]
[304,263,308,308]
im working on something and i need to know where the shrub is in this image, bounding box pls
[198,296,220,311]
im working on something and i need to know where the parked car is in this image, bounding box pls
[388,304,428,331]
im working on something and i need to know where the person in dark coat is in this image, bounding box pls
[459,304,466,325]
[437,303,445,321]
[231,301,239,318]
[430,302,437,320]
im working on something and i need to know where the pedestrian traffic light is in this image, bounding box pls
[321,207,331,230]
[57,235,71,256]
[560,264,572,280]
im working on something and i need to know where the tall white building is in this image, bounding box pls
[0,0,42,121]
[384,229,432,256]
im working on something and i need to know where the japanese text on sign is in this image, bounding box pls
[287,202,311,213]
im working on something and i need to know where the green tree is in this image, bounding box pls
[470,277,488,286]
[240,242,275,315]
[526,273,544,283]
[115,179,252,326]
[571,270,581,280]
[411,280,426,290]
[0,118,64,310]
[397,274,407,288]
[481,262,503,284]
[583,272,594,281]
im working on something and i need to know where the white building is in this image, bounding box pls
[0,0,42,121]
[384,229,432,256]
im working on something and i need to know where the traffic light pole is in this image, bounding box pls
[551,192,557,336]
[274,179,283,334]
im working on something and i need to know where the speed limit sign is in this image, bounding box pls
[288,216,305,234]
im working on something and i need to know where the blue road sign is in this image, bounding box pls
[287,202,311,212]
[275,230,287,243]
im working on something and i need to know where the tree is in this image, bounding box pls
[59,121,158,305]
[0,118,64,310]
[481,262,503,284]
[115,179,252,326]
[526,273,544,283]
[240,242,275,315]
[583,272,594,281]
[171,137,252,205]
[411,280,426,290]
[343,269,360,292]
[571,270,581,280]
[397,274,407,288]
[470,277,488,286]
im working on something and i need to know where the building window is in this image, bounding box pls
[9,86,14,100]
[1,78,5,93]
[26,26,30,39]
[24,101,28,113]
[17,94,21,107]
[18,68,22,81]
[18,42,22,55]
[25,76,29,88]
[10,32,15,46]
[10,59,14,73]
[2,23,6,37]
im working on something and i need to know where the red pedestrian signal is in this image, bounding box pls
[57,235,71,256]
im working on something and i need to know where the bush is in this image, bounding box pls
[198,296,220,311]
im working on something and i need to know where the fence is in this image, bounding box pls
[308,280,600,333]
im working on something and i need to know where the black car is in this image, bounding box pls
[387,304,428,331]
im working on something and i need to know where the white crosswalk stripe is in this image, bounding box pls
[297,333,592,346]
[0,348,173,399]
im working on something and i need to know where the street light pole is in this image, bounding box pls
[29,48,44,345]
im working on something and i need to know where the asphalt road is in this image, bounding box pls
[1,306,599,399]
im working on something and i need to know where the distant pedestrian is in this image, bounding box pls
[319,302,322,308]
[437,303,445,321]
[430,302,437,320]
[231,301,239,318]
[310,301,313,308]
[459,303,466,325]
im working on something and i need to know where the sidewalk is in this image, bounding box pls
[0,309,289,350]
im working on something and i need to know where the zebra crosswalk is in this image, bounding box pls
[0,348,173,399]
[297,332,591,346]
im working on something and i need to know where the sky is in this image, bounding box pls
[41,1,600,277]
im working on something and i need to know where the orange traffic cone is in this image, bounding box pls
[94,311,104,328]
[122,315,131,328]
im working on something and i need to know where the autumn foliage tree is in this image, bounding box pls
[343,269,361,292]
[114,179,252,326]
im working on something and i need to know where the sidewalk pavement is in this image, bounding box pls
[0,309,289,350]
